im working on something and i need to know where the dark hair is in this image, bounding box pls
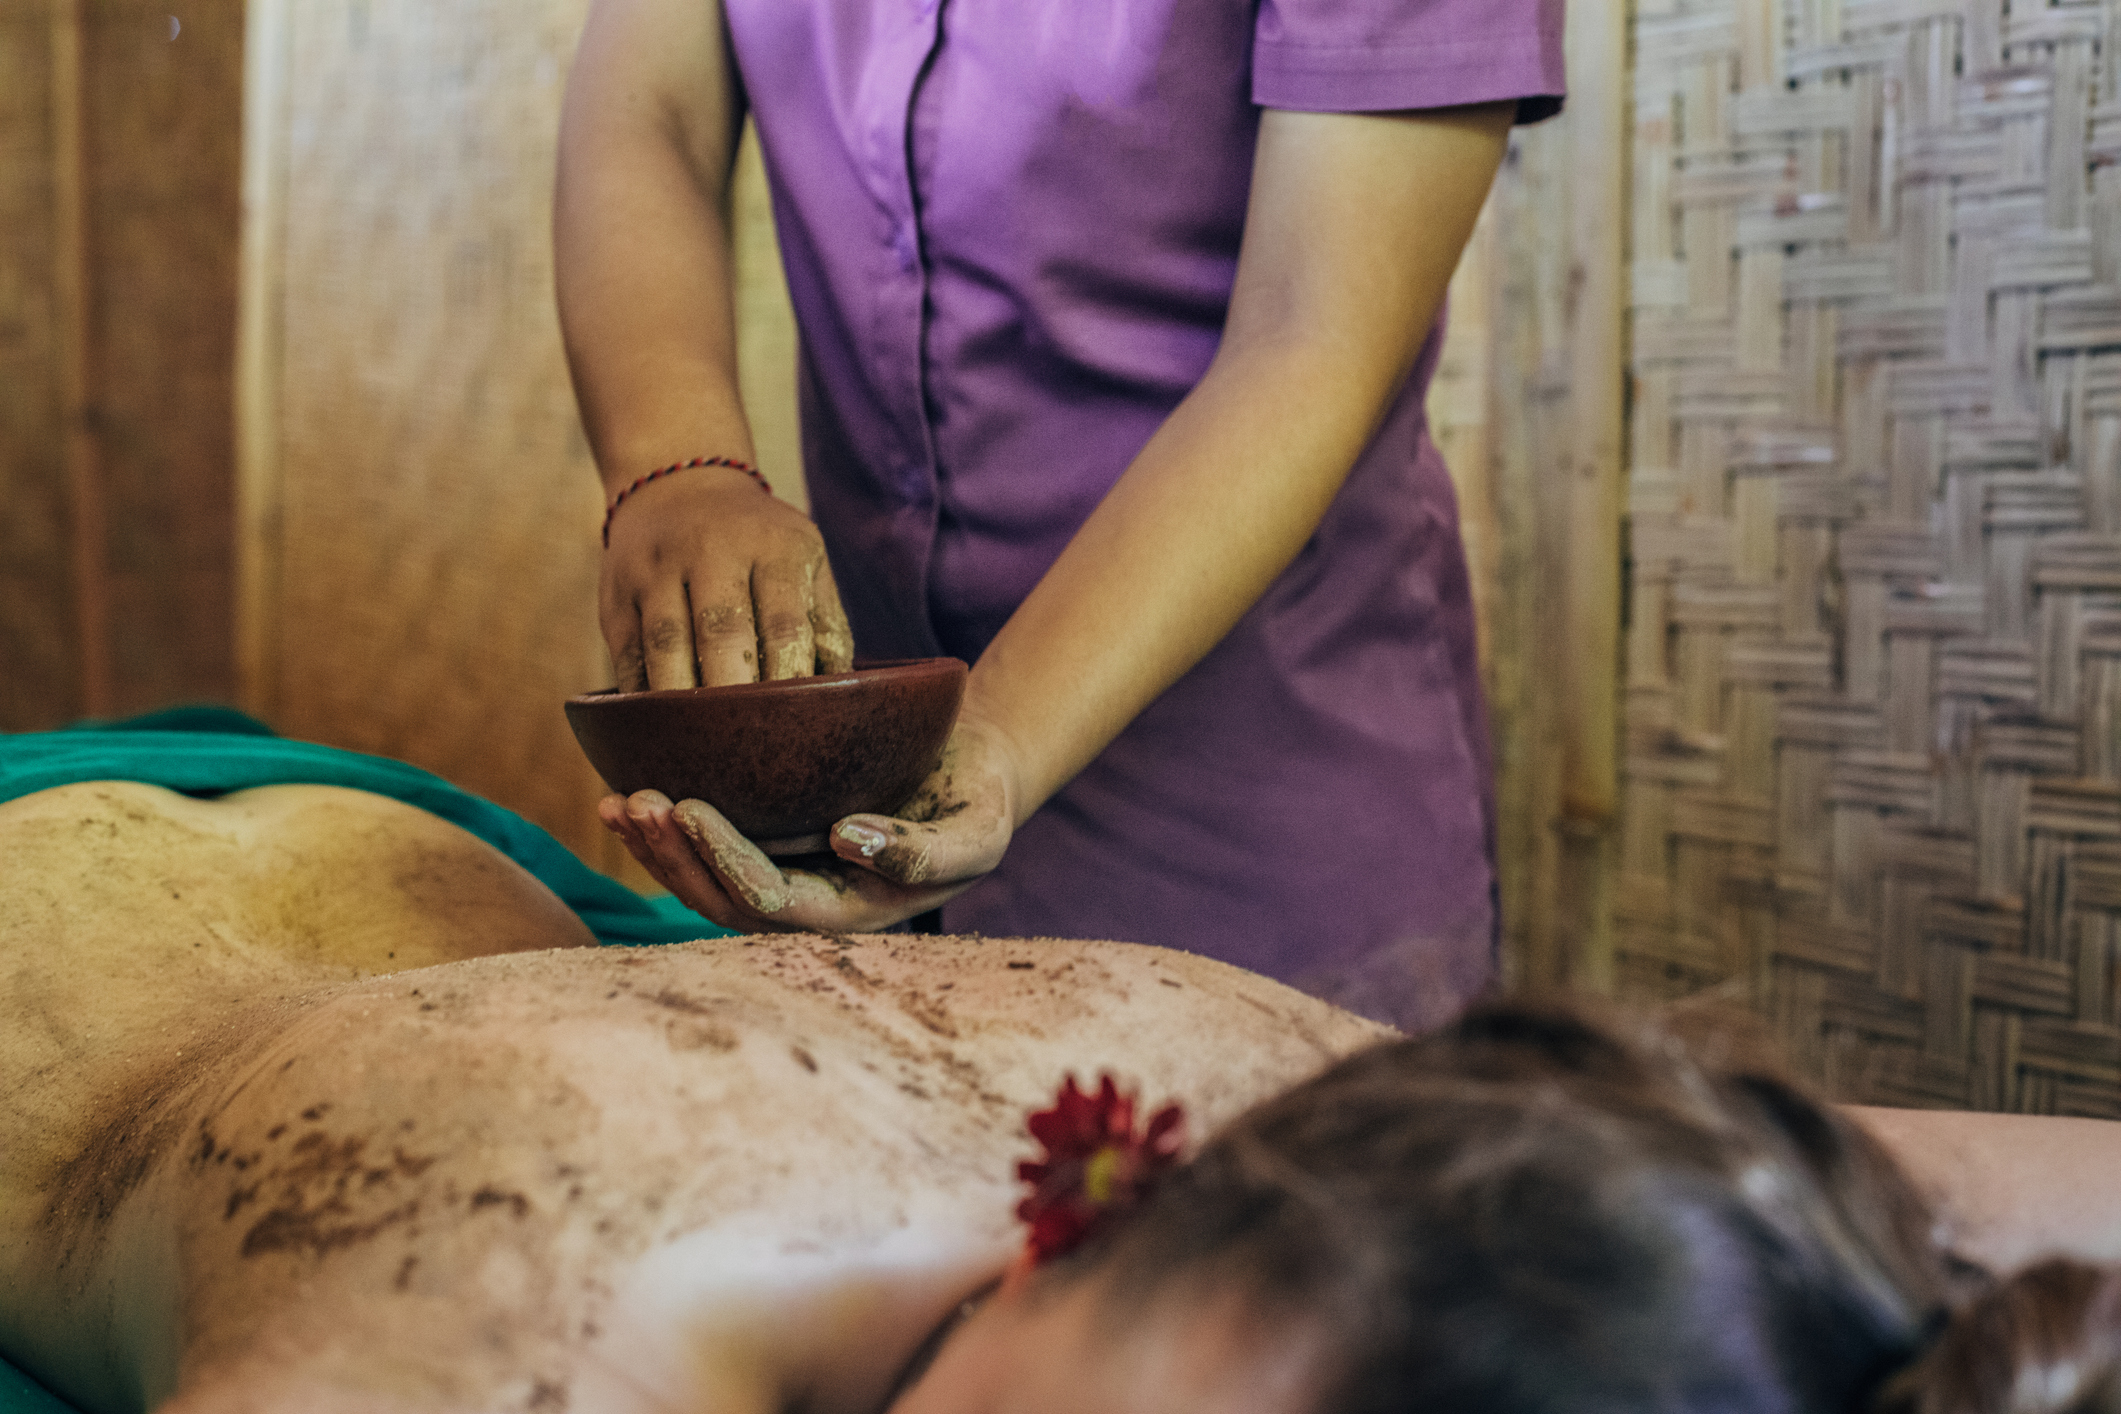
[1083,998,2121,1414]
[1879,1261,2121,1414]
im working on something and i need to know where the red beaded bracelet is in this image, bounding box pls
[602,456,770,547]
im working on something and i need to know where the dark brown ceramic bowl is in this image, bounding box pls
[564,657,968,855]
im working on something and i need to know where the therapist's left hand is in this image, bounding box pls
[598,712,1027,933]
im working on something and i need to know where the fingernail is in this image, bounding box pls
[836,822,889,858]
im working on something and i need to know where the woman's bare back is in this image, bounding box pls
[0,781,1382,1413]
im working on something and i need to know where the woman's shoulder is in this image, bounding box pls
[684,932,1392,1125]
[296,932,1389,1186]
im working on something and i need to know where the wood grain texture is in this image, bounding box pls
[1622,0,2121,1112]
[1,0,243,728]
[50,0,108,719]
[0,3,78,729]
[1438,0,1631,994]
[235,0,291,721]
[82,0,244,717]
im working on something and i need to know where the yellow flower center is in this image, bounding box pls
[1084,1145,1122,1205]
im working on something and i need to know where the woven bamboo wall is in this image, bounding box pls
[1622,0,2121,1110]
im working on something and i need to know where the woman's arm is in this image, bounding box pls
[557,0,851,691]
[957,102,1513,814]
[607,102,1513,930]
[1849,1105,2121,1273]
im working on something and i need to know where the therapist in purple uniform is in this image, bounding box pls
[561,0,1564,1031]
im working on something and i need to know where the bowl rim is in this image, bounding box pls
[564,656,966,708]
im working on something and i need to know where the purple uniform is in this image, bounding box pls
[722,0,1564,1030]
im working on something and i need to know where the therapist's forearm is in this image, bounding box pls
[555,0,754,492]
[963,104,1511,819]
[965,346,1390,813]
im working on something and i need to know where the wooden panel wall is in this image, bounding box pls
[240,0,611,859]
[0,0,243,729]
[239,0,799,869]
[1432,0,1631,994]
[0,3,73,728]
[1619,0,2121,1110]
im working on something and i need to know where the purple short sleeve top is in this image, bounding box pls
[721,0,1563,1030]
[1254,0,1565,116]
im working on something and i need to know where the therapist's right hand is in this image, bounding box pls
[599,468,855,689]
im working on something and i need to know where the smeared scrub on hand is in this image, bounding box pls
[898,764,971,825]
[676,801,790,913]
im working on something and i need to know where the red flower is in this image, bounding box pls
[1015,1073,1186,1265]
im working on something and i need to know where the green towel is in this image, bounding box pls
[0,1362,72,1414]
[0,707,735,1413]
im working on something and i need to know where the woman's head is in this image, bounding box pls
[901,998,2121,1414]
[1073,997,1962,1414]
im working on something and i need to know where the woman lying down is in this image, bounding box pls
[5,733,2121,1413]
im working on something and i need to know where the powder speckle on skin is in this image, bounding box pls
[666,1019,740,1053]
[40,1009,281,1286]
[898,991,959,1039]
[242,1197,419,1259]
[234,1130,441,1258]
[469,1187,531,1220]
